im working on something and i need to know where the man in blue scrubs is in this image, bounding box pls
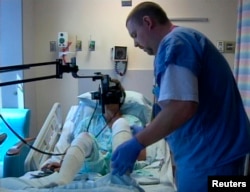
[111,2,250,191]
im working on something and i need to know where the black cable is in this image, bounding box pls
[115,61,127,76]
[86,100,98,132]
[0,114,65,156]
[95,91,125,138]
[95,109,120,138]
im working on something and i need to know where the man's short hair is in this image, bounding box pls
[126,1,169,26]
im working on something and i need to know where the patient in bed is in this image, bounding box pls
[0,79,151,191]
[0,80,176,192]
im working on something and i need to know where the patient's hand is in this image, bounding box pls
[104,104,122,128]
[41,162,61,172]
[137,149,146,161]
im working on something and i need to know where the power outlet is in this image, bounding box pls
[216,41,225,53]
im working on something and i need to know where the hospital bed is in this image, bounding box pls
[0,90,176,192]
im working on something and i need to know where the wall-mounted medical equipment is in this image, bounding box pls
[112,46,127,61]
[89,40,95,51]
[57,32,68,48]
[111,46,128,76]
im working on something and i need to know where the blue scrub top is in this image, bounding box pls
[154,26,250,171]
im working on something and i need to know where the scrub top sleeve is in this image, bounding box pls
[158,64,199,103]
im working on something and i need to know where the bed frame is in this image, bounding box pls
[24,103,62,171]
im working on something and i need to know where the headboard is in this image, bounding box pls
[77,69,154,102]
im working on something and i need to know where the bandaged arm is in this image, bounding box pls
[112,118,132,150]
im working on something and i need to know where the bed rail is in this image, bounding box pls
[24,103,63,171]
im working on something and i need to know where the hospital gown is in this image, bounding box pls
[72,113,143,175]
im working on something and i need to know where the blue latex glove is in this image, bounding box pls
[152,85,160,98]
[131,125,144,135]
[111,137,145,176]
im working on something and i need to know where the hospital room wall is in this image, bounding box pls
[22,0,238,136]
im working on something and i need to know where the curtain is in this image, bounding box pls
[234,0,250,117]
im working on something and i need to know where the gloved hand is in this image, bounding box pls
[131,125,144,135]
[152,85,160,98]
[111,137,145,176]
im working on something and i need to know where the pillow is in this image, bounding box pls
[77,90,152,126]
